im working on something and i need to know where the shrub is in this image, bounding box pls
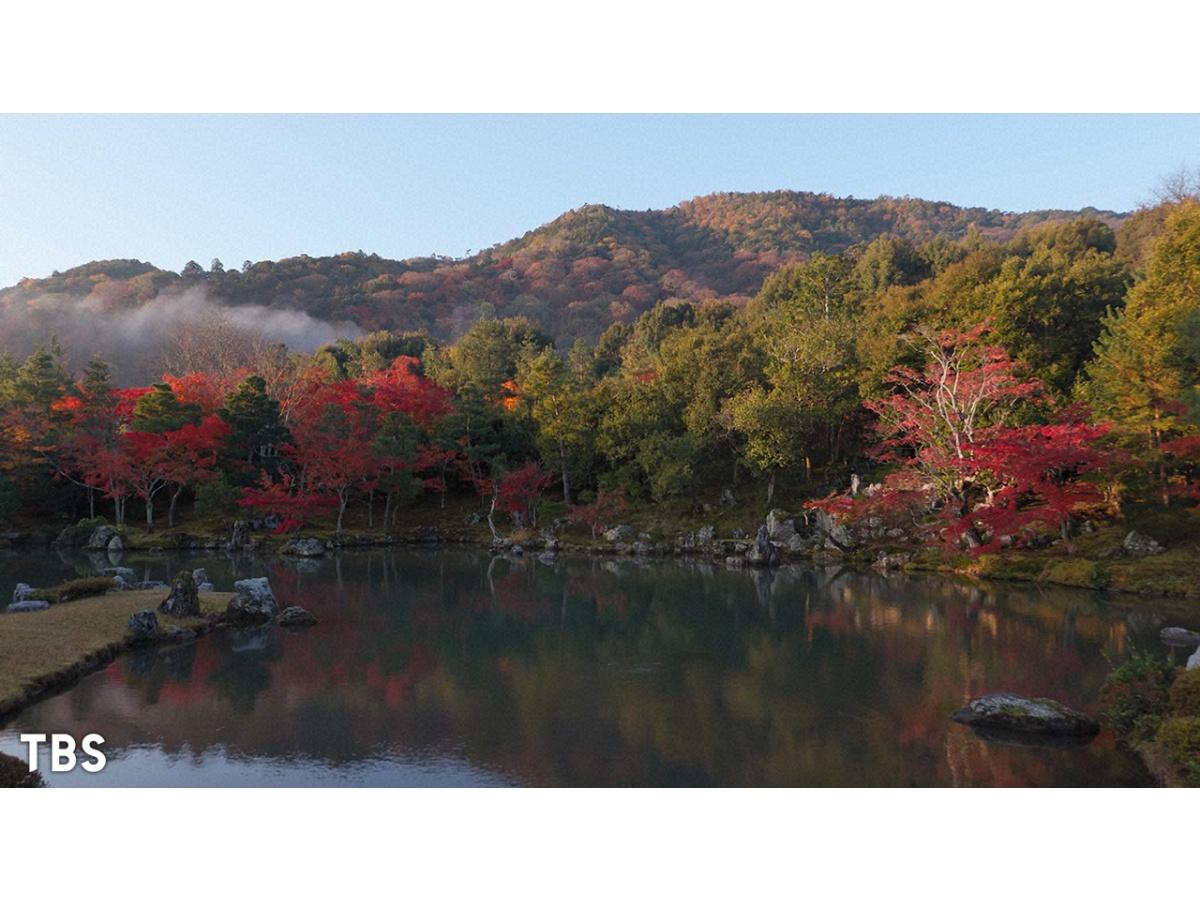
[55,516,112,547]
[1169,668,1200,718]
[1099,648,1176,737]
[1156,716,1200,786]
[30,577,117,605]
[193,475,239,523]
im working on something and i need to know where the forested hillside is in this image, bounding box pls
[0,191,1121,367]
[5,190,1199,581]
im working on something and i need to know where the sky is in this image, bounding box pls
[1,114,1198,285]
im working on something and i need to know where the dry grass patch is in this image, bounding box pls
[0,588,231,713]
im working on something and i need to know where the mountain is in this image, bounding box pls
[0,191,1125,351]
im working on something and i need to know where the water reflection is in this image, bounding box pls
[3,547,1191,787]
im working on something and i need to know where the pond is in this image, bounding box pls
[2,546,1195,787]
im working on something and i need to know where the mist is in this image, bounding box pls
[0,286,362,384]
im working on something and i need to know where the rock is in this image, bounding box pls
[1122,530,1165,556]
[229,519,250,550]
[135,580,168,590]
[191,568,208,586]
[127,608,159,637]
[282,538,327,558]
[490,537,513,553]
[6,600,49,613]
[11,583,34,604]
[102,567,136,580]
[1160,627,1200,648]
[85,525,118,550]
[746,525,777,567]
[604,524,636,543]
[540,530,559,552]
[107,533,125,552]
[197,582,215,592]
[719,488,737,507]
[813,509,852,551]
[786,533,809,553]
[730,528,749,540]
[159,571,200,618]
[537,551,559,565]
[233,577,275,604]
[227,577,279,624]
[766,509,795,542]
[696,524,717,543]
[276,605,317,627]
[871,551,910,571]
[1189,646,1200,671]
[951,692,1100,738]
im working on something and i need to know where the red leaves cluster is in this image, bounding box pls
[812,326,1115,554]
[568,488,630,538]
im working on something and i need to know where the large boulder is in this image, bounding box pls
[276,605,318,628]
[1160,627,1200,648]
[281,538,327,558]
[951,693,1099,738]
[813,509,853,551]
[127,608,159,638]
[1123,530,1165,556]
[604,525,637,543]
[191,568,208,586]
[227,578,279,625]
[85,525,118,550]
[766,509,795,543]
[11,583,34,604]
[159,571,200,618]
[696,524,717,543]
[1189,646,1200,671]
[6,600,49,614]
[746,525,777,567]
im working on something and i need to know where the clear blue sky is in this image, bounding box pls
[1,114,1197,284]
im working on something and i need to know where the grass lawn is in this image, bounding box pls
[0,588,232,716]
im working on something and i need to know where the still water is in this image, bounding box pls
[3,546,1193,787]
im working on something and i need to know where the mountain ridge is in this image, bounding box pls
[1,189,1127,350]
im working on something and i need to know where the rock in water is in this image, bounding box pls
[159,571,200,618]
[747,525,777,566]
[6,600,49,613]
[1160,627,1200,648]
[276,606,317,627]
[1122,530,1165,556]
[128,608,159,637]
[85,525,117,550]
[281,538,327,557]
[952,693,1099,737]
[227,577,279,624]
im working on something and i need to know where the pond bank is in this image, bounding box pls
[0,588,232,724]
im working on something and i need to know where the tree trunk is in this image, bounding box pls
[336,494,347,535]
[88,487,95,519]
[559,440,572,507]
[766,470,776,507]
[145,496,154,531]
[167,486,182,529]
[368,489,374,528]
[383,491,392,531]
[486,490,499,539]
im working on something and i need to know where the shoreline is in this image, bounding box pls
[0,589,233,727]
[5,517,1199,606]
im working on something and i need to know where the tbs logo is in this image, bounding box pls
[20,733,106,773]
